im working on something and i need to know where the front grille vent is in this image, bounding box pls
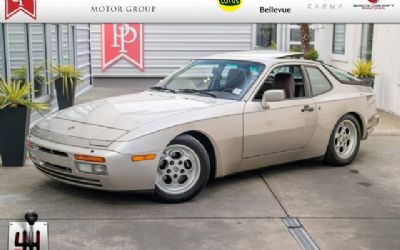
[35,163,102,187]
[38,147,68,157]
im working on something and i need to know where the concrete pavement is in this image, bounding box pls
[373,111,400,136]
[1,80,400,249]
[1,136,400,249]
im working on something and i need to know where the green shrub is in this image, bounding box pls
[305,48,319,61]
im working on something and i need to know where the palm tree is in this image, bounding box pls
[299,24,311,53]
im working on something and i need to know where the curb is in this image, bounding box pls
[371,130,400,136]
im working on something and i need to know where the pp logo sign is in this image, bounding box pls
[4,0,36,20]
[101,24,144,71]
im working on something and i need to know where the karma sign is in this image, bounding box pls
[101,24,144,71]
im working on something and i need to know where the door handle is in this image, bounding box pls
[301,105,315,112]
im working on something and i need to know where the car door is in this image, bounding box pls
[242,64,317,159]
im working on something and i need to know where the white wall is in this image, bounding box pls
[314,24,400,115]
[313,24,333,63]
[372,25,400,115]
[314,24,363,70]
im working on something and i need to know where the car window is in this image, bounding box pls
[268,66,303,82]
[160,60,265,100]
[306,67,332,96]
[324,65,362,84]
[255,65,306,100]
[166,63,218,90]
[220,64,238,87]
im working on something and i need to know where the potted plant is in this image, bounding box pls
[51,65,83,110]
[267,41,278,50]
[352,59,377,88]
[11,65,47,96]
[0,78,47,166]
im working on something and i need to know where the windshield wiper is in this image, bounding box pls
[178,89,217,98]
[150,86,176,93]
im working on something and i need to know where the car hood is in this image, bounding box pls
[52,91,232,131]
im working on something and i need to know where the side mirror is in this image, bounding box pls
[261,90,285,109]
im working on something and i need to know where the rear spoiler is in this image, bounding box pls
[277,52,305,59]
[359,78,375,88]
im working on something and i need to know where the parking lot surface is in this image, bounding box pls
[1,80,399,249]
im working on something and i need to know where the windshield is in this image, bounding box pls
[154,60,266,100]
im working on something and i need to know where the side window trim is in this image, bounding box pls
[300,64,312,98]
[252,63,312,101]
[304,66,333,97]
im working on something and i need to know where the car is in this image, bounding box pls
[26,51,380,203]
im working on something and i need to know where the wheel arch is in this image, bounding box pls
[176,130,217,181]
[347,112,366,139]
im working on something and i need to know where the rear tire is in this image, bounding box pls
[324,114,361,167]
[154,134,210,203]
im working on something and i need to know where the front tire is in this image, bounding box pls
[154,134,210,203]
[324,115,361,166]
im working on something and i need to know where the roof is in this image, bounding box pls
[204,50,316,65]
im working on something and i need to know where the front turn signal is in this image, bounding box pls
[132,154,157,162]
[74,154,106,163]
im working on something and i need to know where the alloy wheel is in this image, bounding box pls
[334,120,358,159]
[156,144,201,195]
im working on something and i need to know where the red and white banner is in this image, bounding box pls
[101,24,144,71]
[5,0,36,20]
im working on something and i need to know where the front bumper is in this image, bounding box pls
[26,134,158,191]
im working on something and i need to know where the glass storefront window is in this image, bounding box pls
[360,24,374,61]
[29,24,48,99]
[256,24,277,49]
[7,24,29,84]
[0,25,5,79]
[1,23,78,107]
[60,24,75,65]
[48,25,59,67]
[289,24,315,51]
[332,24,346,55]
[290,26,315,43]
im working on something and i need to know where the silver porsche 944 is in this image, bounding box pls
[27,51,379,202]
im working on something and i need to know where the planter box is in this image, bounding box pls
[0,106,30,167]
[55,78,77,110]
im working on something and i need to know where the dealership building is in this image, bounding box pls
[0,23,399,120]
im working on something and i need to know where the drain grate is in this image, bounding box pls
[283,218,319,250]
